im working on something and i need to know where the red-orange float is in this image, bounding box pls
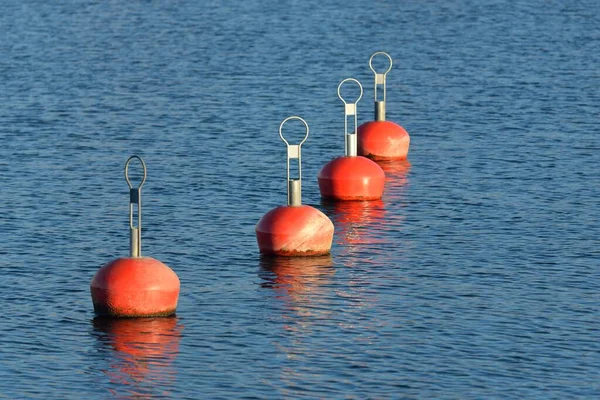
[318,156,385,200]
[358,120,410,160]
[358,51,410,160]
[256,205,334,256]
[318,78,385,201]
[90,155,180,318]
[91,257,180,317]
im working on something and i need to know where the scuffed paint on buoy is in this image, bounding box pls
[256,205,333,256]
[358,120,410,160]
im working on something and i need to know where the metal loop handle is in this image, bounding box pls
[369,51,393,76]
[124,155,146,257]
[279,116,309,147]
[125,155,147,190]
[279,116,309,207]
[337,78,363,156]
[337,78,364,106]
[369,52,392,118]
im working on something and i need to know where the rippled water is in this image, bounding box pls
[1,0,599,398]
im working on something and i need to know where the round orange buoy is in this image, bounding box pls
[255,116,334,257]
[318,156,385,200]
[91,257,180,317]
[256,205,334,256]
[318,78,385,201]
[357,51,410,160]
[90,156,180,318]
[358,120,410,160]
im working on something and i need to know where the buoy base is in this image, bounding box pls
[90,257,180,318]
[91,292,178,318]
[358,120,410,160]
[256,205,334,257]
[318,156,385,201]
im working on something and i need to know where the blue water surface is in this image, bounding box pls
[0,0,599,398]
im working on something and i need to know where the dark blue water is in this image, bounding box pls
[1,0,599,398]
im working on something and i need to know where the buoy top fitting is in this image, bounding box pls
[124,155,147,258]
[337,78,363,157]
[279,116,309,207]
[369,51,393,121]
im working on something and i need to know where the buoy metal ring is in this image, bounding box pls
[337,78,363,106]
[369,51,393,75]
[279,116,309,147]
[125,155,147,190]
[124,155,147,257]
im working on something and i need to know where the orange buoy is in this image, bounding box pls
[358,120,410,160]
[357,52,410,160]
[256,117,334,256]
[318,156,385,200]
[256,205,334,256]
[91,257,180,317]
[90,156,180,318]
[318,78,385,201]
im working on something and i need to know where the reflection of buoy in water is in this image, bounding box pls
[377,159,412,186]
[90,156,180,318]
[358,52,410,161]
[318,78,385,201]
[93,316,182,391]
[256,117,334,256]
[321,199,386,246]
[93,316,182,359]
[259,255,334,294]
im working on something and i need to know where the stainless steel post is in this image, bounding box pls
[337,78,363,157]
[369,52,393,121]
[124,155,147,258]
[279,116,309,207]
[375,101,386,121]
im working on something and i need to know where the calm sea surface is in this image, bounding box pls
[1,0,599,398]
